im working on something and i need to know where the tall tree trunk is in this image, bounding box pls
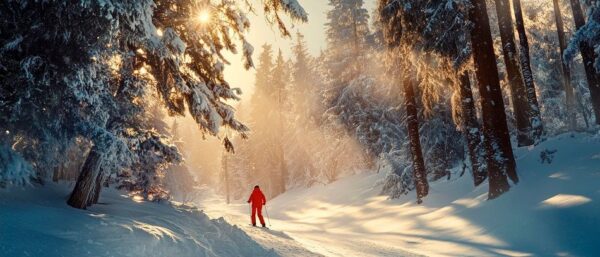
[512,0,544,141]
[554,0,578,130]
[277,78,286,196]
[470,0,518,199]
[569,0,600,124]
[403,64,429,203]
[224,153,230,204]
[67,148,103,209]
[458,72,487,186]
[494,0,534,146]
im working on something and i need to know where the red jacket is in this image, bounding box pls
[247,188,266,207]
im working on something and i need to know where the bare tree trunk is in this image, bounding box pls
[554,0,578,130]
[512,0,544,141]
[470,0,517,199]
[67,148,103,209]
[458,72,487,186]
[403,64,429,203]
[493,0,534,146]
[569,0,600,124]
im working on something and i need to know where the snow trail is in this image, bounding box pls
[198,133,600,257]
[195,196,326,257]
[195,186,423,257]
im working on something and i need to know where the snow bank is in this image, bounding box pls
[0,184,278,257]
[266,133,600,257]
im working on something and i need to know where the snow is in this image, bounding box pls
[0,184,277,257]
[2,133,600,257]
[0,145,34,187]
[198,133,600,257]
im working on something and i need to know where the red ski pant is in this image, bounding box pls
[251,204,265,226]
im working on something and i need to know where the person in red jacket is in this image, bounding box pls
[247,185,267,227]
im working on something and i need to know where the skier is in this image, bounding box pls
[247,185,267,227]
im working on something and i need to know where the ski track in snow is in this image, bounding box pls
[196,188,423,257]
[196,200,327,257]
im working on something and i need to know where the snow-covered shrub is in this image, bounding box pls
[0,144,34,187]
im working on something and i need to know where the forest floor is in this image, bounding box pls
[198,132,600,257]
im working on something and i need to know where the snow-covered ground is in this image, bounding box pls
[200,133,600,257]
[2,133,599,257]
[0,184,278,257]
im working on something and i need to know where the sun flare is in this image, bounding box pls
[197,10,211,24]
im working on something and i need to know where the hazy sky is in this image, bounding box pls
[223,1,377,103]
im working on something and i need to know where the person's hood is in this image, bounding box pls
[253,188,262,193]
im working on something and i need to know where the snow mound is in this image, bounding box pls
[266,132,600,257]
[0,184,278,257]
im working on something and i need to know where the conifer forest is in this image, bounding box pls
[1,1,600,256]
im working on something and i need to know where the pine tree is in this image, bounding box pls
[323,0,378,169]
[565,0,600,124]
[403,64,429,202]
[291,31,318,123]
[325,0,370,82]
[457,72,487,186]
[379,1,430,202]
[553,0,578,130]
[246,45,290,197]
[512,0,544,141]
[0,0,308,208]
[272,50,289,196]
[248,45,275,196]
[470,0,518,198]
[379,0,479,193]
[493,0,536,146]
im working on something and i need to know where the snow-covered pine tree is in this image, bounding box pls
[323,0,378,166]
[493,0,537,146]
[379,0,518,198]
[565,0,600,124]
[164,120,197,203]
[456,72,487,186]
[272,50,290,196]
[0,1,120,185]
[291,31,319,125]
[247,44,275,196]
[115,95,182,202]
[378,1,430,202]
[512,0,545,142]
[553,0,578,130]
[245,45,291,197]
[0,0,308,207]
[378,0,465,197]
[522,0,589,133]
[324,0,370,83]
[470,0,518,198]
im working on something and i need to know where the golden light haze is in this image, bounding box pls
[224,1,376,102]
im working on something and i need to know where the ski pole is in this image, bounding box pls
[264,204,272,227]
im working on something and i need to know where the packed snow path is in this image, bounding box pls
[194,197,325,257]
[197,185,421,257]
[198,133,600,257]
